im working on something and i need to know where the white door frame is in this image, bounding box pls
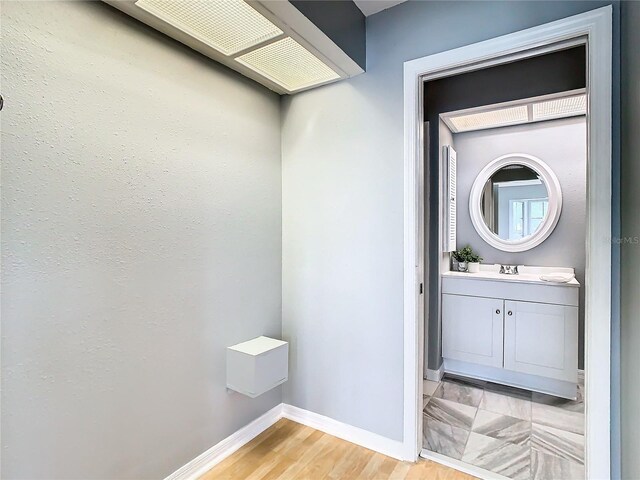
[403,7,612,479]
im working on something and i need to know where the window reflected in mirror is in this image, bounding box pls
[480,164,549,241]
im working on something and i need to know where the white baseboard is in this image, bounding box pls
[425,364,444,382]
[420,449,511,480]
[165,403,408,479]
[281,404,406,461]
[164,404,283,480]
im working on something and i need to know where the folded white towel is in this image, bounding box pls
[540,273,575,283]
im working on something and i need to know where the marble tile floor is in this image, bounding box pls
[423,374,585,480]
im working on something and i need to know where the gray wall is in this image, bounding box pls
[621,2,640,479]
[1,2,282,479]
[281,0,616,446]
[425,120,455,371]
[454,117,587,368]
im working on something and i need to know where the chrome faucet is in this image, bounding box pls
[499,265,519,275]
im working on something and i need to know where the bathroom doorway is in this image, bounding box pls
[402,7,613,480]
[423,85,587,479]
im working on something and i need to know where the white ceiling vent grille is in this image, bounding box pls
[532,95,587,121]
[109,0,364,94]
[134,0,283,56]
[442,90,587,133]
[448,106,529,133]
[236,37,340,92]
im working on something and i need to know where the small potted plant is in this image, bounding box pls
[452,246,471,272]
[453,246,483,273]
[466,251,483,273]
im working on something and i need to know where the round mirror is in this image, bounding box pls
[469,154,562,252]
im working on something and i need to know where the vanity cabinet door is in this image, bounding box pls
[442,294,504,368]
[503,300,578,382]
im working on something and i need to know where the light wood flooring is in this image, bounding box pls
[200,418,476,480]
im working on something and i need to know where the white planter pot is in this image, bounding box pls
[468,262,480,273]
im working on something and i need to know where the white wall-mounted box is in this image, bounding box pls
[226,336,288,398]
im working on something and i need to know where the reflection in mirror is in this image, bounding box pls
[480,164,549,241]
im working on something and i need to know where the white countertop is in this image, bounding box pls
[442,264,580,287]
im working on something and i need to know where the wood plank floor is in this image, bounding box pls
[200,418,476,479]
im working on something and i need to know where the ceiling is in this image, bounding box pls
[353,0,407,16]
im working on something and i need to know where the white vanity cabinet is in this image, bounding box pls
[441,267,579,399]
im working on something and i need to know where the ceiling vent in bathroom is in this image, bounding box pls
[448,105,529,133]
[103,0,363,94]
[532,94,587,121]
[442,90,587,133]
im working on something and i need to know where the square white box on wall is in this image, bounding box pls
[226,336,288,398]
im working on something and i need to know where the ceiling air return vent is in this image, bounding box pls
[104,0,363,94]
[532,94,587,121]
[237,37,340,92]
[134,0,284,56]
[448,106,529,133]
[442,90,586,133]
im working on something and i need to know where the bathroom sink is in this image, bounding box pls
[442,264,580,287]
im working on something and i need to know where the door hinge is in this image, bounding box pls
[419,283,423,294]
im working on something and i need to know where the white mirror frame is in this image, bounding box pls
[469,153,562,252]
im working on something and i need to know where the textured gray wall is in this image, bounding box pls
[454,118,587,368]
[281,0,616,445]
[1,2,282,478]
[621,2,640,479]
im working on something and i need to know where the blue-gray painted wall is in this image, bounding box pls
[620,2,638,479]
